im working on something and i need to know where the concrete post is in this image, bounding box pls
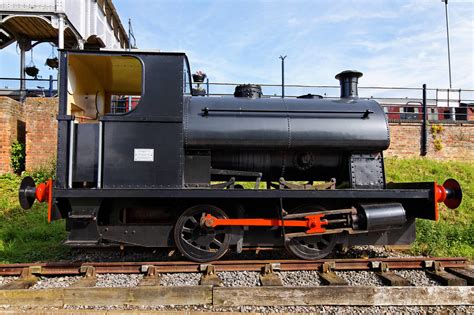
[58,14,65,49]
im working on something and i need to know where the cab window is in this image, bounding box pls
[67,54,143,121]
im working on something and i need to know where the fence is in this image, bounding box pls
[193,81,474,123]
[0,76,57,99]
[1,76,473,122]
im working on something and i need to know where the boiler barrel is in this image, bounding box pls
[184,97,390,151]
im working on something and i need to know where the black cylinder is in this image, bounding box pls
[357,203,406,231]
[335,70,363,98]
[234,84,262,99]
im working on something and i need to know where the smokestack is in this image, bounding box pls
[335,70,363,98]
[234,84,263,99]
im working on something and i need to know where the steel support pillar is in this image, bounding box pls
[18,39,31,102]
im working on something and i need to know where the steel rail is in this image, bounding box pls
[0,257,470,276]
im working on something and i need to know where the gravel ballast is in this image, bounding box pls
[218,271,260,287]
[0,277,17,287]
[335,270,385,286]
[394,269,441,286]
[30,276,80,289]
[95,274,143,288]
[159,272,201,286]
[337,245,415,259]
[279,270,321,286]
[9,304,473,314]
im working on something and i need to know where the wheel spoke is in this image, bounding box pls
[212,239,223,248]
[183,238,200,250]
[188,216,198,226]
[181,233,192,241]
[182,227,193,233]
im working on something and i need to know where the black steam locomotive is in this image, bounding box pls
[19,50,462,262]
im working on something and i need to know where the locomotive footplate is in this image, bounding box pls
[54,187,431,199]
[53,181,456,222]
[52,179,462,223]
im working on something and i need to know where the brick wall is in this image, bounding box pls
[24,98,58,171]
[386,122,474,161]
[0,97,25,173]
[0,97,58,175]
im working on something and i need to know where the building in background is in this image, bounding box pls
[0,0,129,99]
[0,0,130,174]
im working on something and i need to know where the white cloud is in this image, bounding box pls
[1,0,472,95]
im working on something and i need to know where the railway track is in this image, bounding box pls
[0,257,472,310]
[0,256,470,275]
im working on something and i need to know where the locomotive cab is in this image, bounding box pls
[59,51,191,190]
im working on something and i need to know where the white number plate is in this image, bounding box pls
[134,148,154,162]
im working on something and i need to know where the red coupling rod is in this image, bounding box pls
[202,213,328,234]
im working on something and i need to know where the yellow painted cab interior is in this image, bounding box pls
[66,53,142,121]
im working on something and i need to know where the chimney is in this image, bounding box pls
[335,70,363,98]
[234,84,262,99]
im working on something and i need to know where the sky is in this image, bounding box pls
[0,0,473,98]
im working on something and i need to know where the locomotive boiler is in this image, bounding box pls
[19,50,462,262]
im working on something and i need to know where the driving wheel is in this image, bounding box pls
[284,204,338,260]
[174,204,231,262]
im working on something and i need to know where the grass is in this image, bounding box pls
[385,158,473,258]
[0,174,21,214]
[0,202,69,263]
[0,173,69,264]
[0,158,472,263]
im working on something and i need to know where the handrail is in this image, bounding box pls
[201,107,374,118]
[195,81,474,92]
[0,77,58,82]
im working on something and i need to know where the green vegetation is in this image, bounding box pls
[385,158,473,258]
[23,160,56,184]
[0,167,68,263]
[0,199,69,263]
[0,174,21,214]
[430,124,444,151]
[0,158,472,263]
[10,141,25,174]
